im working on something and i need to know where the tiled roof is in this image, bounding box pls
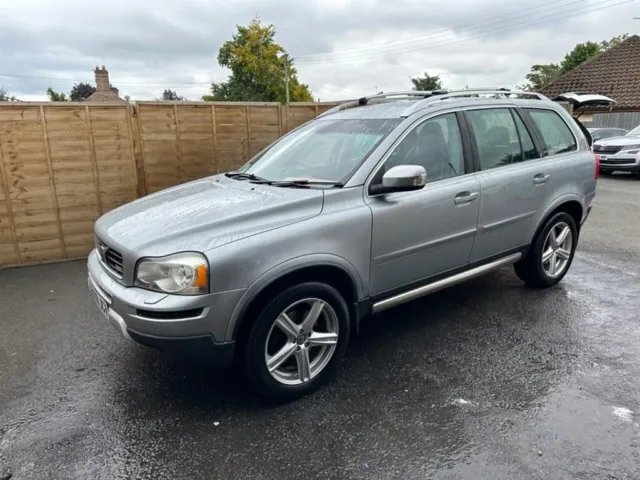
[540,35,640,109]
[84,90,125,103]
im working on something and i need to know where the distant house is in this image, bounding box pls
[85,65,125,103]
[540,35,640,128]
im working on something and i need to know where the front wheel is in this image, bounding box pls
[514,212,578,288]
[243,282,350,402]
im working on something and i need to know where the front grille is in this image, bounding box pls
[600,158,635,165]
[96,238,124,277]
[594,144,623,154]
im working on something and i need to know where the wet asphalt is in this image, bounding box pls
[1,175,640,480]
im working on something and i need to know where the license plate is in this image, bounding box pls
[88,277,109,319]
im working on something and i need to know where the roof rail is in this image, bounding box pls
[425,88,549,102]
[318,88,550,118]
[318,90,446,118]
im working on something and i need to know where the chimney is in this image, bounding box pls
[94,65,110,91]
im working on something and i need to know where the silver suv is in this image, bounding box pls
[88,89,598,401]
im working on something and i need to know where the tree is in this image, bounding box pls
[203,17,313,103]
[520,34,629,90]
[0,87,18,101]
[410,72,444,91]
[69,82,96,101]
[160,89,185,101]
[523,63,562,91]
[46,87,68,102]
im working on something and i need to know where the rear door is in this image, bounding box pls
[464,107,550,262]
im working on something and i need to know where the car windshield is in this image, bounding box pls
[237,118,400,184]
[627,126,640,136]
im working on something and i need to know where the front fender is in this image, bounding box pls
[225,254,365,342]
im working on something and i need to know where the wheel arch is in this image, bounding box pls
[226,255,365,344]
[530,195,584,246]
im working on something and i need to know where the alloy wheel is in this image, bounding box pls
[541,221,573,278]
[264,298,339,386]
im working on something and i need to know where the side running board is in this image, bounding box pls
[371,253,522,314]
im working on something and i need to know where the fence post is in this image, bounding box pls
[85,105,103,215]
[211,105,219,174]
[173,104,184,183]
[125,103,146,198]
[245,105,252,159]
[39,105,67,258]
[0,139,21,263]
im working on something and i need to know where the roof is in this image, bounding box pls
[540,35,640,109]
[84,89,125,103]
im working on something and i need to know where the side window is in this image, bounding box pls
[466,108,521,170]
[382,113,464,184]
[512,111,539,161]
[526,109,577,156]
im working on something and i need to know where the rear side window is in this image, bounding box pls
[466,108,521,170]
[526,109,577,156]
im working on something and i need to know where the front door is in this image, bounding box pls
[365,112,481,297]
[463,107,550,262]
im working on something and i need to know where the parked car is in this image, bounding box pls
[587,127,629,141]
[593,124,640,175]
[88,89,601,401]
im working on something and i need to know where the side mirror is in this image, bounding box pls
[370,165,427,195]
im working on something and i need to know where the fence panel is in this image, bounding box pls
[0,100,339,268]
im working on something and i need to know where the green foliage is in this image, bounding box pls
[520,34,629,90]
[410,72,444,91]
[69,83,96,101]
[0,87,18,101]
[161,89,185,101]
[46,87,68,102]
[524,63,562,91]
[204,17,313,103]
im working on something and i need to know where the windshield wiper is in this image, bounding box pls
[270,179,343,188]
[225,171,270,182]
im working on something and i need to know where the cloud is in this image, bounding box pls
[0,0,637,101]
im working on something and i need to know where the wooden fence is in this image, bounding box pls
[0,101,339,268]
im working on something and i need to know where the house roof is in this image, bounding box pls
[540,35,640,109]
[84,89,125,103]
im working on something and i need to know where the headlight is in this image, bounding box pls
[135,252,209,295]
[622,144,640,151]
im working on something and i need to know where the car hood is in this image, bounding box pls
[94,175,324,256]
[594,135,640,147]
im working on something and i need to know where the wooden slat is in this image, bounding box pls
[0,142,20,264]
[174,104,184,183]
[39,105,66,258]
[85,105,103,216]
[126,103,145,197]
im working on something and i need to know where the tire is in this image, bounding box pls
[514,212,578,288]
[243,282,350,402]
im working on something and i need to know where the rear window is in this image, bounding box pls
[526,109,577,156]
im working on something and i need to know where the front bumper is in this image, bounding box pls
[87,250,245,366]
[598,152,640,172]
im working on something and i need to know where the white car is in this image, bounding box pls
[593,125,640,176]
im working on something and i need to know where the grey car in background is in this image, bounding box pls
[88,89,599,401]
[587,127,629,141]
[593,124,640,175]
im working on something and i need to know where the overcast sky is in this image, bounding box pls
[1,0,638,101]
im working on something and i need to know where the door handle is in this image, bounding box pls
[533,173,550,185]
[454,191,479,205]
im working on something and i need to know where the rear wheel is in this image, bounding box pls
[243,282,350,402]
[514,212,578,288]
